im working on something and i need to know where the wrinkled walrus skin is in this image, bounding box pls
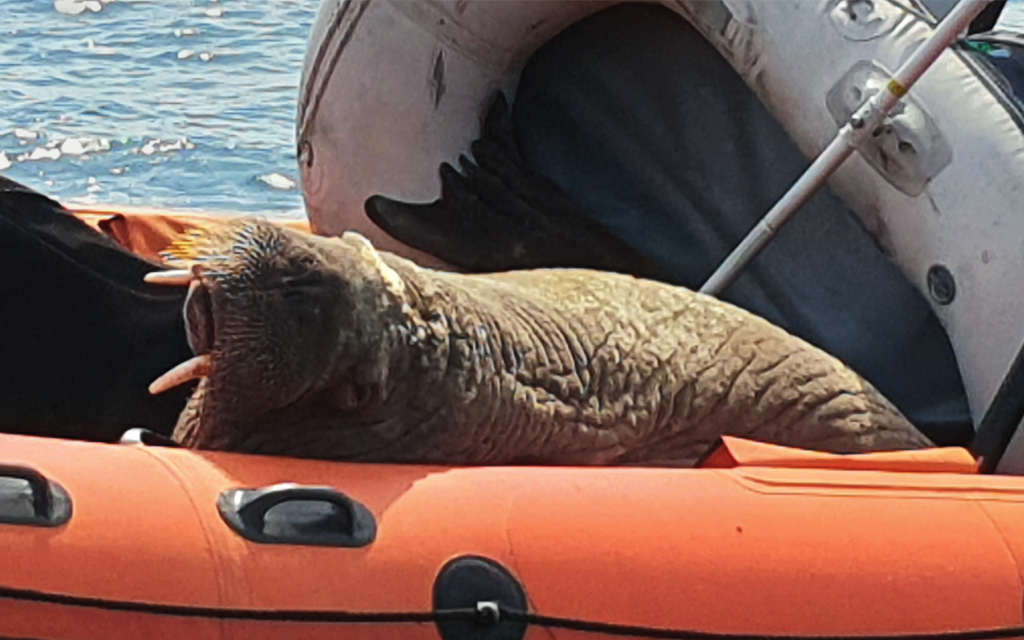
[165,219,933,465]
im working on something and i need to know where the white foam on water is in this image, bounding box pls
[55,136,111,156]
[258,172,297,191]
[54,0,86,15]
[66,194,100,204]
[86,39,118,56]
[54,0,105,15]
[60,138,85,156]
[137,137,195,156]
[27,147,61,161]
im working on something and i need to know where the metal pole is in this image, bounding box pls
[699,0,993,296]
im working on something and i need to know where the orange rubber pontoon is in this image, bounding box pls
[1,431,1024,640]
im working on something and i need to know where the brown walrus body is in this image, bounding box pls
[157,219,932,465]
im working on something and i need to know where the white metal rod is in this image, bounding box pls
[699,0,993,296]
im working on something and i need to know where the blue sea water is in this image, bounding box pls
[0,0,317,218]
[1,0,1023,220]
[1004,0,1024,29]
[1002,0,1024,30]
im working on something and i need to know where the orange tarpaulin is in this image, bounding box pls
[72,205,311,264]
[698,435,978,473]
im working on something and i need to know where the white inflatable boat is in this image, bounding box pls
[295,0,1024,472]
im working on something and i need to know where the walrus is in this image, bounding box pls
[146,218,933,465]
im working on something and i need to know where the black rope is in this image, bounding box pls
[3,583,1024,640]
[0,583,446,623]
[507,610,1024,640]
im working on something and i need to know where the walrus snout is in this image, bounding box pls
[148,220,371,435]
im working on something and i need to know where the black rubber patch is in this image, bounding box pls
[433,556,528,640]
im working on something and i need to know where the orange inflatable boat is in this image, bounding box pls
[3,431,1024,640]
[4,208,1024,640]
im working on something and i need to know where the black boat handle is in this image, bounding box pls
[217,484,376,547]
[0,464,72,527]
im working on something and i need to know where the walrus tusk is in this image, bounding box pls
[145,269,193,285]
[149,355,212,395]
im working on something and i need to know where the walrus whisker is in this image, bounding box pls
[149,354,212,395]
[145,269,194,285]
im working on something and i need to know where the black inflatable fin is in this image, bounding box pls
[365,93,676,283]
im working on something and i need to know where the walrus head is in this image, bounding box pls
[147,219,406,450]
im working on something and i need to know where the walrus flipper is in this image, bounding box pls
[365,93,674,281]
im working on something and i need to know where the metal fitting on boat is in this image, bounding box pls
[927,264,957,305]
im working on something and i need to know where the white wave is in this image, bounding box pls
[258,172,297,191]
[58,136,110,156]
[25,147,62,161]
[54,0,105,15]
[137,137,195,156]
[86,39,118,56]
